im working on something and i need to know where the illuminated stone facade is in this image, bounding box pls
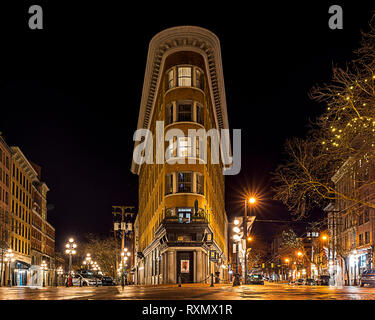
[132,26,229,284]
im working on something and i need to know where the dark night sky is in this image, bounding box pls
[0,2,374,251]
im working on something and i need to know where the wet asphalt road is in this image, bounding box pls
[0,283,375,300]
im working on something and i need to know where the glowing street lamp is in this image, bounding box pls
[4,249,15,287]
[40,260,48,287]
[65,238,77,278]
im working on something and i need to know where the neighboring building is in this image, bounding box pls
[9,147,37,285]
[29,162,55,286]
[328,158,375,286]
[131,26,229,284]
[0,135,11,286]
[9,147,55,286]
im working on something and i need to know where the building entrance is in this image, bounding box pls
[177,251,194,283]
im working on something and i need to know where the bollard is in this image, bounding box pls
[178,274,182,287]
[210,273,214,287]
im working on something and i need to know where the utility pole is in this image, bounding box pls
[112,206,135,285]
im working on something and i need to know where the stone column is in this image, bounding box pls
[196,251,203,282]
[168,250,175,284]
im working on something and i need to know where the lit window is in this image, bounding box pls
[177,67,192,86]
[166,139,175,160]
[178,137,192,157]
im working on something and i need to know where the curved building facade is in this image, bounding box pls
[132,26,229,284]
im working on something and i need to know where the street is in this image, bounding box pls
[0,283,375,300]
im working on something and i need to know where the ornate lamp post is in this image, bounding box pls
[232,219,242,286]
[57,266,63,286]
[40,260,48,287]
[65,238,77,276]
[120,248,130,286]
[83,253,93,271]
[4,249,15,287]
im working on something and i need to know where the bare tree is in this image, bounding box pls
[80,233,117,278]
[273,15,375,219]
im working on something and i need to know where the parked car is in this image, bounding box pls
[317,275,330,286]
[288,280,296,285]
[360,269,375,287]
[101,276,116,286]
[296,278,304,285]
[303,278,317,286]
[248,274,264,285]
[72,273,102,286]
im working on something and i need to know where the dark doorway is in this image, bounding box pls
[177,251,194,283]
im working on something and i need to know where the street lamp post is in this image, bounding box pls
[65,238,77,287]
[40,260,47,287]
[57,266,63,286]
[285,258,290,282]
[4,249,15,287]
[120,248,130,287]
[244,197,256,284]
[232,219,241,286]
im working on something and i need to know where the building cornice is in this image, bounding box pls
[131,26,230,175]
[10,147,38,180]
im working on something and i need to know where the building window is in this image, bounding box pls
[177,137,192,157]
[177,172,192,193]
[166,139,175,160]
[196,173,204,195]
[196,103,204,125]
[178,208,192,223]
[365,231,370,244]
[167,69,174,89]
[165,103,173,125]
[165,173,173,195]
[177,102,193,122]
[359,233,363,246]
[195,69,203,90]
[177,67,192,87]
[364,208,370,222]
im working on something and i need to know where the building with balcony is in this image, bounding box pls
[132,26,230,284]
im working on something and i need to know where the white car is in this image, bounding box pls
[72,274,102,286]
